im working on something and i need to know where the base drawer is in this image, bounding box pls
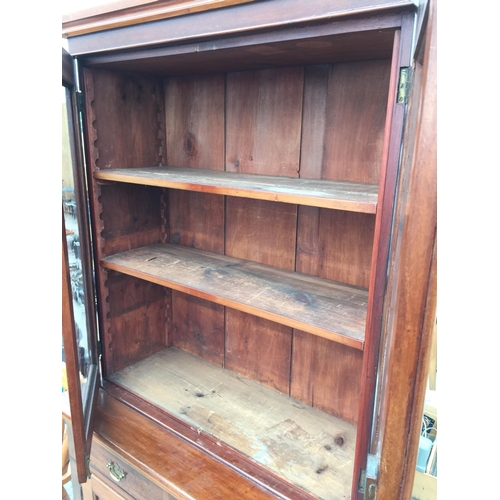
[90,435,176,500]
[91,469,136,500]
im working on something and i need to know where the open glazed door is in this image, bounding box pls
[62,46,100,484]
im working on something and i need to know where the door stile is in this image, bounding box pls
[62,47,101,484]
[352,10,416,500]
[62,214,89,483]
[374,0,437,496]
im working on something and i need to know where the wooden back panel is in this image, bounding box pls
[224,67,303,393]
[291,61,390,422]
[164,73,226,365]
[164,62,389,421]
[91,59,391,420]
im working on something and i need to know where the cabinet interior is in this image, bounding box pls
[84,26,397,500]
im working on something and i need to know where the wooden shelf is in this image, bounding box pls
[94,166,378,213]
[109,346,356,500]
[102,244,367,350]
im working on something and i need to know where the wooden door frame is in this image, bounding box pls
[62,47,101,484]
[372,0,437,497]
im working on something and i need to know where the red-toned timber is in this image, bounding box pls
[352,13,415,499]
[376,0,436,497]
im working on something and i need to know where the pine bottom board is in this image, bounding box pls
[109,347,356,500]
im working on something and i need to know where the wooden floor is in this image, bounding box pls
[109,347,356,500]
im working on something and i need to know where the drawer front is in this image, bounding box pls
[90,437,176,500]
[91,470,135,500]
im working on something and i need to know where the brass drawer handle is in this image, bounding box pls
[106,460,126,482]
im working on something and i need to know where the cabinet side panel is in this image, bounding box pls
[84,69,168,376]
[164,74,225,362]
[224,67,303,392]
[99,184,164,255]
[86,69,164,170]
[291,330,363,424]
[98,185,167,374]
[106,271,167,374]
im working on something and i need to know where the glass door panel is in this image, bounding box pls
[62,85,92,407]
[62,47,100,484]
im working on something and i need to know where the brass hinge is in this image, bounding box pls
[359,454,379,500]
[397,67,411,105]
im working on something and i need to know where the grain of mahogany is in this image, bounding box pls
[91,440,174,500]
[351,17,415,499]
[376,2,437,496]
[90,469,137,500]
[66,0,415,56]
[62,0,257,37]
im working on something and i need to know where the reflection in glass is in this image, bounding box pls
[62,86,90,405]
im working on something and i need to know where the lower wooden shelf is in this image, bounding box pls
[102,243,368,350]
[108,347,356,500]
